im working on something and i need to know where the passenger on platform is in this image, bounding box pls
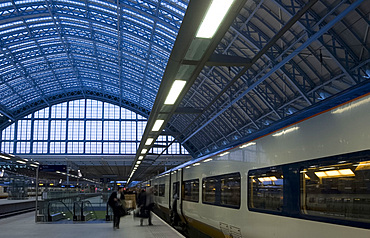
[137,187,155,226]
[108,186,125,230]
[170,192,179,225]
[145,187,155,226]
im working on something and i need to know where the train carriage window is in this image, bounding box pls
[159,184,165,197]
[183,179,199,202]
[248,168,283,212]
[301,159,370,223]
[220,173,241,207]
[173,182,179,198]
[154,185,158,196]
[203,172,241,208]
[203,178,217,204]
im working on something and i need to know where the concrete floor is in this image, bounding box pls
[0,211,185,238]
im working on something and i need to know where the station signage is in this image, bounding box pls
[39,165,67,172]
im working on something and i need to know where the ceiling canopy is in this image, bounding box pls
[0,0,188,127]
[1,0,369,165]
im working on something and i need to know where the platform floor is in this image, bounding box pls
[0,211,185,238]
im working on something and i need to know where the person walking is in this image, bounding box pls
[108,186,125,230]
[137,189,147,226]
[145,187,155,226]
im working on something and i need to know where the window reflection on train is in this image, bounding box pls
[202,173,240,208]
[301,160,370,223]
[184,179,199,202]
[249,169,283,212]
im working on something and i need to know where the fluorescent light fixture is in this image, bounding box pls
[135,164,139,168]
[185,166,191,169]
[0,155,11,160]
[196,0,235,38]
[30,164,38,168]
[220,152,229,156]
[315,169,355,178]
[239,142,256,148]
[272,126,299,137]
[325,170,341,176]
[164,80,186,105]
[145,138,154,145]
[203,158,213,162]
[136,161,141,165]
[314,171,327,177]
[141,149,147,154]
[138,156,144,160]
[338,169,354,175]
[152,119,164,131]
[16,160,26,164]
[269,176,278,181]
[193,163,200,166]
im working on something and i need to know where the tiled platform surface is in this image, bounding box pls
[0,210,185,238]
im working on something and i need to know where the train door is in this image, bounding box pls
[170,174,181,226]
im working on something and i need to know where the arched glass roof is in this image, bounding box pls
[1,98,188,155]
[0,0,369,164]
[0,0,189,127]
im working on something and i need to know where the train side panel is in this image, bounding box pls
[180,96,370,237]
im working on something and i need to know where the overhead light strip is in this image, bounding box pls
[196,0,235,38]
[164,80,187,105]
[145,138,154,145]
[152,119,164,131]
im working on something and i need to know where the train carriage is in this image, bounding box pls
[150,94,370,238]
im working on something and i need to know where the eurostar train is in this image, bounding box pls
[149,94,370,238]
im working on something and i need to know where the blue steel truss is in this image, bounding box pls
[0,0,369,161]
[168,0,369,157]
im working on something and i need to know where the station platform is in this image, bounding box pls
[0,211,185,238]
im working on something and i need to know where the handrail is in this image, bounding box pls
[47,200,73,222]
[81,200,97,221]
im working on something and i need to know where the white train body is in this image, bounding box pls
[151,94,370,237]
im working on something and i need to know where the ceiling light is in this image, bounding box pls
[0,155,11,160]
[141,149,147,154]
[193,163,200,166]
[145,138,154,145]
[16,160,26,164]
[138,156,143,160]
[314,171,326,177]
[325,170,340,176]
[152,119,164,131]
[164,80,186,105]
[30,164,38,168]
[196,0,235,38]
[136,161,141,165]
[220,152,229,156]
[203,158,212,162]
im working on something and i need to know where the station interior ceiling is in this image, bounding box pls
[0,0,369,185]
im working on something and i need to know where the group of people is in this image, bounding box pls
[108,186,154,230]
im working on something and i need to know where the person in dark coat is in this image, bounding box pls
[137,189,147,226]
[137,187,154,226]
[108,187,125,229]
[145,187,154,226]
